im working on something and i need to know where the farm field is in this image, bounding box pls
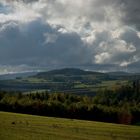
[0,111,140,140]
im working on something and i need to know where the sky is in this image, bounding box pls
[0,0,140,74]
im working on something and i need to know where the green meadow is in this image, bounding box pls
[0,111,140,140]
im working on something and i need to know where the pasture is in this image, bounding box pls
[0,111,140,140]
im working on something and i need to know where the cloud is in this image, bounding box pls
[119,0,140,30]
[0,19,91,67]
[93,30,137,66]
[0,0,140,73]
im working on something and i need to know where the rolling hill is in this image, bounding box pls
[0,111,140,140]
[35,68,105,77]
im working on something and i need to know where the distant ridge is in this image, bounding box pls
[35,68,103,77]
[0,71,37,80]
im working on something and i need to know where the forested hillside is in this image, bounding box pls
[0,82,139,125]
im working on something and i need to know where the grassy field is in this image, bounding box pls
[0,112,140,140]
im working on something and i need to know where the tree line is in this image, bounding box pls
[0,81,139,125]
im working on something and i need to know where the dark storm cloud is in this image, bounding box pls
[0,19,91,67]
[79,0,140,30]
[119,0,140,30]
